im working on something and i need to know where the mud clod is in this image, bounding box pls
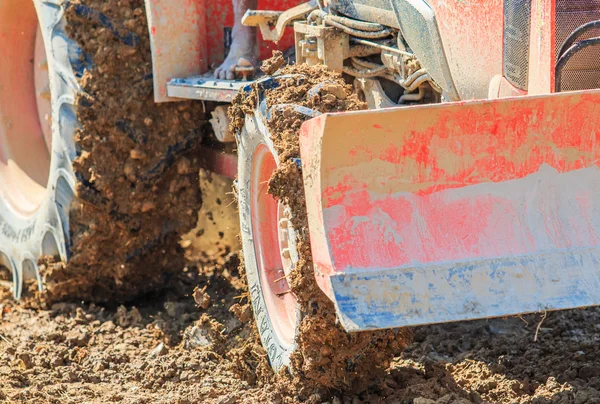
[38,0,205,304]
[261,50,286,75]
[193,285,212,309]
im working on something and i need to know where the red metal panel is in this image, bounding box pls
[145,0,208,102]
[300,90,600,299]
[528,0,556,94]
[199,147,237,179]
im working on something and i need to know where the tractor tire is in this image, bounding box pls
[234,70,412,392]
[237,100,303,371]
[0,0,203,302]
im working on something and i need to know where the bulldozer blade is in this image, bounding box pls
[300,89,600,332]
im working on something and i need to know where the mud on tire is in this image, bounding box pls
[237,99,303,371]
[0,0,203,302]
[232,63,413,393]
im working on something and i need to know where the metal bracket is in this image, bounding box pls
[294,22,349,72]
[242,1,318,42]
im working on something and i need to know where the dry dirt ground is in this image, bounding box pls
[0,169,599,404]
[4,238,600,403]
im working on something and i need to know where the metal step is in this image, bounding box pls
[167,76,254,102]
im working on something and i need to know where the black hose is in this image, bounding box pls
[555,37,600,92]
[557,20,600,61]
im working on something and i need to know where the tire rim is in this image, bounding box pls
[251,144,298,347]
[0,0,52,217]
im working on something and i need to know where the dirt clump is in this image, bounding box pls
[1,250,271,403]
[261,50,287,75]
[6,226,600,403]
[39,0,204,304]
[230,61,413,395]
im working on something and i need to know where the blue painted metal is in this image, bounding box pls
[331,248,600,332]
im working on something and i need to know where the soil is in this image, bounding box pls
[5,250,600,403]
[38,0,205,303]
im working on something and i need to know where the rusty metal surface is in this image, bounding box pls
[527,0,555,95]
[300,89,600,320]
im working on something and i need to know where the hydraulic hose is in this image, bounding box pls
[326,14,385,32]
[557,20,600,61]
[555,37,600,92]
[324,18,394,39]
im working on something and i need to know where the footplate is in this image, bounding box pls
[167,76,253,102]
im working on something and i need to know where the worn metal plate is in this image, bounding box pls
[331,247,600,331]
[167,76,251,102]
[300,89,600,331]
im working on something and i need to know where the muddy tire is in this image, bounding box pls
[233,69,412,392]
[0,0,203,302]
[237,100,302,371]
[0,0,78,298]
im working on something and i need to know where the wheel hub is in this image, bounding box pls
[250,144,299,347]
[277,203,297,279]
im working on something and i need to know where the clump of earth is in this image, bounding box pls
[3,243,600,403]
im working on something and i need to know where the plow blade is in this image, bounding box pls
[300,90,600,332]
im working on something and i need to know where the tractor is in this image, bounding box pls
[2,0,600,387]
